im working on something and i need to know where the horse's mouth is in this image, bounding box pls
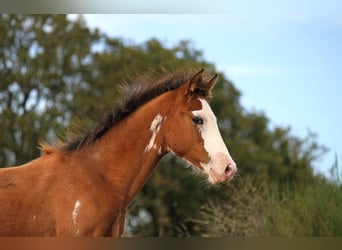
[208,167,235,185]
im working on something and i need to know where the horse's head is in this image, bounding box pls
[164,69,237,184]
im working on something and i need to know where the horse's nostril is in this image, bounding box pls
[224,163,237,176]
[224,164,231,175]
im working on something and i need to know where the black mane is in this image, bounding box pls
[62,70,205,152]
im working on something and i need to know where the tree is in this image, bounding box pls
[0,14,100,166]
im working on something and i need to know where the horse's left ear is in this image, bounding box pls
[187,68,204,94]
[206,73,218,92]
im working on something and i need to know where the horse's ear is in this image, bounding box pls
[186,68,204,96]
[206,73,218,92]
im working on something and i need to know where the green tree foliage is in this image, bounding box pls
[0,14,100,165]
[0,14,338,236]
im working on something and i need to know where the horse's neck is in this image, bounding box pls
[85,93,171,205]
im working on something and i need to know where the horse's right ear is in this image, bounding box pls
[186,68,204,97]
[205,73,218,93]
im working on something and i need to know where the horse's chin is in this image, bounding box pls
[208,171,233,185]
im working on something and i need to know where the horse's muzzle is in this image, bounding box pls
[208,152,237,184]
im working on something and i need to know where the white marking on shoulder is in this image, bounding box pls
[145,114,163,152]
[72,200,81,225]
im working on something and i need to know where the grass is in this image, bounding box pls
[267,178,342,236]
[195,161,342,236]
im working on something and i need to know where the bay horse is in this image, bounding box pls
[0,69,237,237]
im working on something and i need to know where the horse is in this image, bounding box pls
[0,69,237,237]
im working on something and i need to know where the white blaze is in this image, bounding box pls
[192,99,235,174]
[145,114,163,152]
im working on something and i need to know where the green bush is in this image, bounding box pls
[195,168,342,237]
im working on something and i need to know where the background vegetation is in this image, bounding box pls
[1,14,341,236]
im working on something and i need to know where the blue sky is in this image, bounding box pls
[70,8,341,176]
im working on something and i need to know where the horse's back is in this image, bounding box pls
[0,157,58,236]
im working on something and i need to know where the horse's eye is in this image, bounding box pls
[192,116,204,125]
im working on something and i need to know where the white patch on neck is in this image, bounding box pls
[145,114,163,152]
[192,99,231,172]
[72,200,81,225]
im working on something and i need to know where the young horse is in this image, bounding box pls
[0,69,237,237]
